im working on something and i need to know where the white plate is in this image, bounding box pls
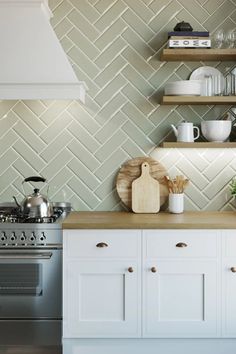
[165,88,201,95]
[190,66,224,95]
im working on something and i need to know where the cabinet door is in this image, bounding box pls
[63,260,141,338]
[222,231,236,337]
[143,260,218,337]
[222,259,236,337]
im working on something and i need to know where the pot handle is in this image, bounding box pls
[23,176,46,183]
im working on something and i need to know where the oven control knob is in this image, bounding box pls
[10,232,16,241]
[20,232,26,242]
[30,232,36,242]
[39,232,46,242]
[0,232,6,242]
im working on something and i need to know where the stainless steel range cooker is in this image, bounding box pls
[0,202,71,346]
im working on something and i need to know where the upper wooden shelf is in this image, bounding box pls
[162,96,236,105]
[161,49,236,61]
[161,142,236,148]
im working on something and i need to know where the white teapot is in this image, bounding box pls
[171,122,200,142]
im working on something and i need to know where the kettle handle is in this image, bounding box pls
[23,176,46,183]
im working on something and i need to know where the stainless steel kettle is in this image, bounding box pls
[13,176,53,218]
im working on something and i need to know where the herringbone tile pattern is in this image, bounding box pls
[0,0,236,210]
[151,148,236,211]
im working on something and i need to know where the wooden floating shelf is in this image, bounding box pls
[161,49,236,61]
[161,142,236,148]
[162,96,236,105]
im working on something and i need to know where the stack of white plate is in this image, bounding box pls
[165,80,202,96]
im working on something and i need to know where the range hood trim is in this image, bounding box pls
[0,0,88,102]
[0,82,88,102]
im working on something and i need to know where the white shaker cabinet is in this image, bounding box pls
[143,230,219,338]
[63,230,141,338]
[222,231,236,337]
[63,229,221,339]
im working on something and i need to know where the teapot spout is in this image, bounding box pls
[13,196,21,208]
[171,124,178,137]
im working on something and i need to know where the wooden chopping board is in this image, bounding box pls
[116,157,169,210]
[132,162,160,213]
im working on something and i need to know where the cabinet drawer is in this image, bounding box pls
[223,231,236,257]
[144,230,218,258]
[64,230,141,259]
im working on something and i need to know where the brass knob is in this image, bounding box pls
[231,267,236,273]
[151,267,157,273]
[96,242,108,248]
[128,267,134,273]
[176,242,187,248]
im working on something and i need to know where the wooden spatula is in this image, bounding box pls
[131,162,160,213]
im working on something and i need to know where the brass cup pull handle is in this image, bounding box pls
[96,242,108,248]
[231,267,236,273]
[128,267,134,273]
[151,267,157,273]
[176,242,187,248]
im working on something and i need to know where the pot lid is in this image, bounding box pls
[0,0,88,101]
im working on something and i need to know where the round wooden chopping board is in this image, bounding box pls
[116,157,169,210]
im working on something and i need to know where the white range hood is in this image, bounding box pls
[0,0,87,102]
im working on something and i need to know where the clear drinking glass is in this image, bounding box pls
[211,29,225,48]
[224,71,234,96]
[225,29,236,48]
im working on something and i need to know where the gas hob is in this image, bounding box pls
[0,202,71,247]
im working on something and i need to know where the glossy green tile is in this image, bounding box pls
[67,158,100,190]
[67,120,100,153]
[68,9,99,41]
[95,111,127,143]
[123,0,154,23]
[95,130,127,161]
[122,8,154,42]
[94,56,127,87]
[68,27,99,60]
[70,0,99,22]
[121,101,154,134]
[94,148,128,180]
[94,1,127,31]
[94,74,127,106]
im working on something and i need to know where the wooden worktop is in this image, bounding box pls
[62,211,236,229]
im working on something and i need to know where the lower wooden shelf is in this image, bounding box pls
[161,142,236,148]
[162,96,236,105]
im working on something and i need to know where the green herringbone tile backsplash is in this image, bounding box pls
[0,0,236,211]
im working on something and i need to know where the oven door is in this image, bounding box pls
[0,248,61,319]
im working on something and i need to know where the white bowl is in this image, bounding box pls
[201,120,232,142]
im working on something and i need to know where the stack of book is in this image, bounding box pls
[167,31,211,48]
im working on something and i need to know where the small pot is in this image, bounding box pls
[13,176,53,218]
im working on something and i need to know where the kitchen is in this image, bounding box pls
[1,0,236,353]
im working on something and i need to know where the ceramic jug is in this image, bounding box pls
[171,122,200,142]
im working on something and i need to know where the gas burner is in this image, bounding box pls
[6,215,19,223]
[0,214,6,223]
[0,202,71,225]
[24,216,57,224]
[0,215,19,223]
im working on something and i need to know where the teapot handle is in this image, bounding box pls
[23,176,46,183]
[193,126,200,140]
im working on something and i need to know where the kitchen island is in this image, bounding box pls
[62,211,236,354]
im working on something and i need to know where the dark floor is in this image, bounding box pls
[0,347,62,354]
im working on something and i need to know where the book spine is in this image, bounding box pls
[168,39,211,48]
[170,36,210,40]
[168,31,209,37]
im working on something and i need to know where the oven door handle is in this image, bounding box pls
[0,252,53,259]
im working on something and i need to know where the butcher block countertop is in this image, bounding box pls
[62,211,236,229]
